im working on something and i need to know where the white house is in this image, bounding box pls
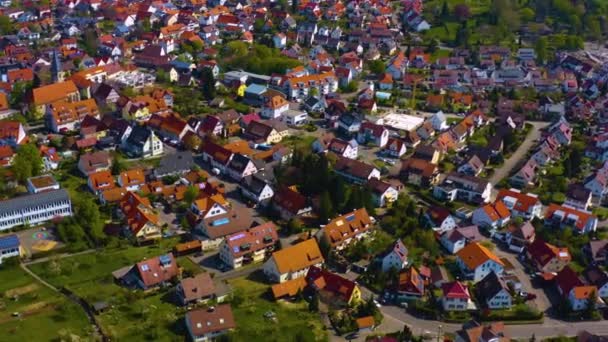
[282,109,308,127]
[380,239,408,272]
[328,138,358,159]
[456,242,504,282]
[261,95,290,119]
[0,189,73,231]
[240,174,275,204]
[425,206,458,233]
[0,234,22,264]
[439,225,482,254]
[430,111,449,131]
[471,201,511,229]
[369,179,399,207]
[496,188,543,220]
[357,121,389,147]
[263,239,324,283]
[441,281,474,311]
[476,271,513,309]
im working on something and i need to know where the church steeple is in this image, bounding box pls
[51,50,62,82]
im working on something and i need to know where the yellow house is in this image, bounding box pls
[122,101,151,121]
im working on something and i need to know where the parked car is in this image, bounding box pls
[525,293,537,301]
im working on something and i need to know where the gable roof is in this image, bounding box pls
[135,253,178,288]
[179,272,216,302]
[442,281,470,299]
[457,242,504,270]
[476,271,510,303]
[306,266,358,302]
[32,80,78,105]
[527,238,571,267]
[322,208,372,248]
[185,305,236,336]
[270,239,324,274]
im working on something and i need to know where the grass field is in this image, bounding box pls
[0,265,91,342]
[27,238,194,341]
[227,274,328,342]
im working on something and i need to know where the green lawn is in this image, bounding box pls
[228,275,328,342]
[0,265,91,341]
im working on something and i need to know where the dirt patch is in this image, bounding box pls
[4,284,39,298]
[0,302,54,324]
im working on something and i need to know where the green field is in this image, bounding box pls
[27,238,193,341]
[0,265,91,342]
[227,275,328,342]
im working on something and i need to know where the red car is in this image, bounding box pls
[525,293,537,301]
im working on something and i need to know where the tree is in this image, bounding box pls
[318,191,334,222]
[453,4,471,22]
[73,196,104,245]
[0,15,12,35]
[10,81,33,108]
[184,134,202,151]
[184,185,199,205]
[291,0,298,14]
[368,60,386,75]
[201,67,216,101]
[12,143,43,182]
[535,36,548,65]
[286,217,304,235]
[111,154,126,175]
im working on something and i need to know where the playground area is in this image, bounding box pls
[14,227,63,256]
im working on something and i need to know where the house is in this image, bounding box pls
[239,174,275,204]
[476,271,513,309]
[424,206,457,232]
[545,203,598,234]
[77,151,112,175]
[442,281,474,311]
[456,322,508,342]
[31,80,80,113]
[384,138,407,158]
[526,238,571,273]
[565,184,593,211]
[185,305,236,342]
[430,111,449,131]
[380,239,409,272]
[584,240,608,266]
[585,172,608,201]
[226,154,258,181]
[458,155,485,177]
[26,175,60,194]
[121,126,163,158]
[154,151,195,178]
[87,170,115,194]
[0,189,73,231]
[328,138,358,159]
[306,266,362,305]
[244,120,289,144]
[272,186,312,220]
[118,169,146,191]
[496,188,543,220]
[433,172,492,204]
[333,156,380,184]
[584,266,608,299]
[0,146,13,167]
[318,208,373,251]
[471,201,511,229]
[0,234,23,264]
[456,242,504,282]
[400,158,440,187]
[509,159,538,188]
[505,222,536,252]
[555,266,598,311]
[261,95,290,119]
[0,121,26,146]
[219,222,278,269]
[120,192,162,243]
[440,225,483,254]
[263,239,324,283]
[282,109,308,127]
[357,121,389,148]
[368,178,399,207]
[271,277,308,300]
[336,113,361,135]
[394,267,425,299]
[195,208,254,249]
[117,254,178,290]
[190,195,230,221]
[176,273,227,306]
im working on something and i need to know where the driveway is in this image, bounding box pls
[492,246,552,312]
[489,121,549,185]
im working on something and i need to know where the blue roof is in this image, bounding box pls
[0,234,19,250]
[245,83,267,95]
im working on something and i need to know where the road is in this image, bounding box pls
[489,121,549,185]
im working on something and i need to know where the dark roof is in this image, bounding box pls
[0,234,19,250]
[154,151,194,177]
[0,189,70,217]
[476,271,509,303]
[566,183,591,202]
[125,125,152,147]
[227,153,252,173]
[334,156,377,180]
[241,173,271,196]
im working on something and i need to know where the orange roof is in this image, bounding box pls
[481,200,511,222]
[193,194,228,213]
[266,95,289,109]
[32,81,78,106]
[101,187,128,203]
[271,277,307,299]
[119,169,145,187]
[457,242,504,270]
[120,191,160,235]
[223,140,254,155]
[323,208,373,248]
[426,94,444,106]
[0,92,8,110]
[271,239,324,274]
[50,99,99,125]
[496,188,539,213]
[573,285,597,300]
[88,170,115,191]
[355,316,375,329]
